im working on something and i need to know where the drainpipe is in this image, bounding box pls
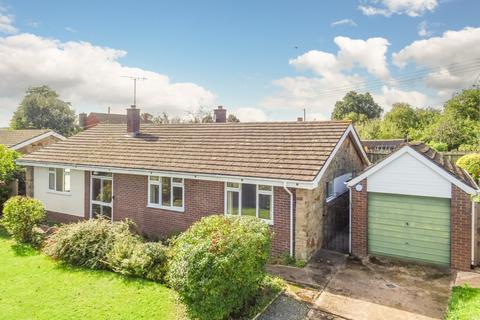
[283,182,294,257]
[472,200,476,268]
[348,186,352,254]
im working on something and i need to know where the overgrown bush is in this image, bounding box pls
[44,218,135,269]
[168,215,271,320]
[1,196,45,243]
[457,153,480,183]
[427,141,448,152]
[0,145,22,208]
[106,237,168,282]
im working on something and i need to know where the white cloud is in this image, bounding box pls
[417,21,431,37]
[373,86,429,111]
[393,27,480,98]
[234,107,268,122]
[290,36,391,81]
[331,19,357,27]
[359,0,438,17]
[65,27,77,33]
[0,7,18,34]
[0,33,216,126]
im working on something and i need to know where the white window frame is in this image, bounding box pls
[90,172,113,221]
[48,167,71,194]
[224,182,274,225]
[147,176,185,212]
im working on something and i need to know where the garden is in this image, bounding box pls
[0,196,284,320]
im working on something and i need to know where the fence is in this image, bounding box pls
[366,150,476,164]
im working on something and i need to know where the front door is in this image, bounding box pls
[90,172,113,220]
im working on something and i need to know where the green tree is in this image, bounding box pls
[10,86,77,136]
[331,91,383,120]
[227,114,240,122]
[384,103,418,137]
[342,112,368,124]
[0,145,22,207]
[356,119,403,140]
[444,88,480,121]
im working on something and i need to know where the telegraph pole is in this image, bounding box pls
[122,76,147,106]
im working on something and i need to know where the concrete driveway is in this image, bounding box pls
[267,251,453,320]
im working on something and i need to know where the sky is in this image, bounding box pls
[0,0,479,125]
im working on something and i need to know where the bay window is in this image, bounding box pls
[225,182,273,223]
[48,168,70,193]
[148,176,184,211]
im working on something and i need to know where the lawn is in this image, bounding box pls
[0,228,186,320]
[445,285,480,320]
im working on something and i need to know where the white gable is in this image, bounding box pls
[367,152,451,198]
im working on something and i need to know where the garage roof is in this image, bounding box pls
[348,142,479,195]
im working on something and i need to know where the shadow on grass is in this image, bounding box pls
[0,226,9,239]
[52,261,163,289]
[11,242,38,256]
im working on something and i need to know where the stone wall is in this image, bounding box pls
[16,135,63,154]
[295,135,367,260]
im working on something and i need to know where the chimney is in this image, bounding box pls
[297,117,303,122]
[78,113,87,129]
[127,105,140,136]
[213,106,227,123]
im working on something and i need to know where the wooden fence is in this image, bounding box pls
[366,150,476,164]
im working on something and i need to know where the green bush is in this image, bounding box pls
[1,196,45,243]
[456,153,480,183]
[44,218,134,269]
[0,145,22,208]
[168,215,271,320]
[427,141,448,152]
[106,238,168,282]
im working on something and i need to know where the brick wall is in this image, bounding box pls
[350,179,368,256]
[112,173,293,255]
[451,184,473,271]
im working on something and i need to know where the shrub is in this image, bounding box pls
[168,215,271,320]
[44,218,134,269]
[0,145,22,208]
[457,154,480,183]
[106,238,168,282]
[427,141,448,152]
[1,196,45,243]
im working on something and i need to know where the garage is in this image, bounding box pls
[368,192,450,266]
[347,142,479,270]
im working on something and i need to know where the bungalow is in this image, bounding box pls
[347,143,479,271]
[0,128,65,154]
[17,106,369,259]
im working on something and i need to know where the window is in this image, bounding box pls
[326,172,353,202]
[48,168,70,192]
[148,176,184,211]
[225,183,273,223]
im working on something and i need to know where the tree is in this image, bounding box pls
[227,114,240,123]
[384,103,418,137]
[0,145,22,207]
[444,88,480,121]
[10,86,77,136]
[331,91,383,120]
[356,119,403,140]
[342,112,368,124]
[141,112,154,123]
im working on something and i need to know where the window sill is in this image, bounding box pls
[224,213,273,225]
[147,204,185,213]
[47,190,71,196]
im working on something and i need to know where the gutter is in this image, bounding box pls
[472,200,477,268]
[283,181,294,257]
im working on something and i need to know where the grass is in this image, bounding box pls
[445,285,480,320]
[0,228,186,320]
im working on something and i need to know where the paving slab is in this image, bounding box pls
[314,292,438,320]
[454,271,480,288]
[315,256,452,320]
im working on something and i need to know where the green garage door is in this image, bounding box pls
[368,193,450,266]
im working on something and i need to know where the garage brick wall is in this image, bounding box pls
[350,179,368,257]
[451,184,472,271]
[350,179,474,271]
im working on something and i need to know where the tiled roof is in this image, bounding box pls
[0,129,52,148]
[363,139,406,151]
[20,121,353,181]
[408,142,478,190]
[89,113,150,124]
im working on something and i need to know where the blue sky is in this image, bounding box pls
[0,0,479,124]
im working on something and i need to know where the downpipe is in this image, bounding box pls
[283,182,294,257]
